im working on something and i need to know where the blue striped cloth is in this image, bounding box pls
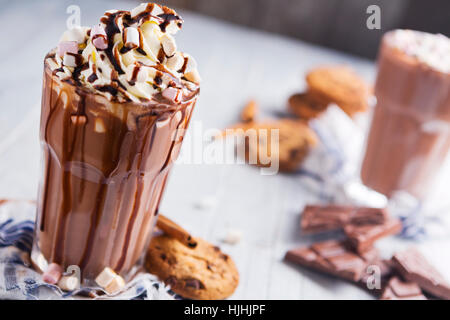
[0,200,172,300]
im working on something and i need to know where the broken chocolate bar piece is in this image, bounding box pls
[300,205,388,234]
[392,248,450,300]
[344,218,402,253]
[380,277,427,300]
[285,240,379,282]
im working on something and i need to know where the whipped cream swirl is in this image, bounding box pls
[46,3,200,103]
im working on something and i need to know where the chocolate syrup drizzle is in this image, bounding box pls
[38,60,198,278]
[157,13,182,33]
[89,8,187,102]
[100,11,126,75]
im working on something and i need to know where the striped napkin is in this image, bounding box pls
[0,200,172,300]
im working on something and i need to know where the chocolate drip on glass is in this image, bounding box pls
[32,59,198,283]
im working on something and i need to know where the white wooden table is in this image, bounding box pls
[1,0,450,299]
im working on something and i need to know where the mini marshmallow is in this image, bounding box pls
[124,27,140,49]
[151,4,164,16]
[58,41,78,57]
[162,87,181,103]
[95,267,126,294]
[34,253,48,272]
[184,55,198,73]
[58,275,80,291]
[91,24,106,38]
[63,53,78,67]
[95,267,117,288]
[61,26,87,44]
[165,23,181,35]
[91,24,108,50]
[105,275,126,294]
[43,263,63,285]
[55,70,70,81]
[166,53,184,72]
[93,37,108,50]
[161,34,177,57]
[185,69,201,83]
[183,80,198,91]
[135,67,148,83]
[126,64,148,83]
[130,3,148,18]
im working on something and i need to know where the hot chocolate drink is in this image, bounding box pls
[31,3,200,284]
[361,30,450,198]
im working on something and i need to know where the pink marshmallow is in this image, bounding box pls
[91,24,108,50]
[91,24,106,37]
[42,263,63,285]
[93,37,108,50]
[162,87,181,103]
[58,41,78,57]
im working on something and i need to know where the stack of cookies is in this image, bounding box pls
[288,65,371,119]
[285,205,450,300]
[221,65,370,173]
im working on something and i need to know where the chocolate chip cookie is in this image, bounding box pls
[306,65,370,116]
[287,91,329,119]
[244,119,318,172]
[145,234,239,300]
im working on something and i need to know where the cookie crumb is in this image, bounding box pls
[222,228,243,245]
[194,195,217,211]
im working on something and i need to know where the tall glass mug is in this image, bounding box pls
[361,30,450,199]
[31,60,197,284]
